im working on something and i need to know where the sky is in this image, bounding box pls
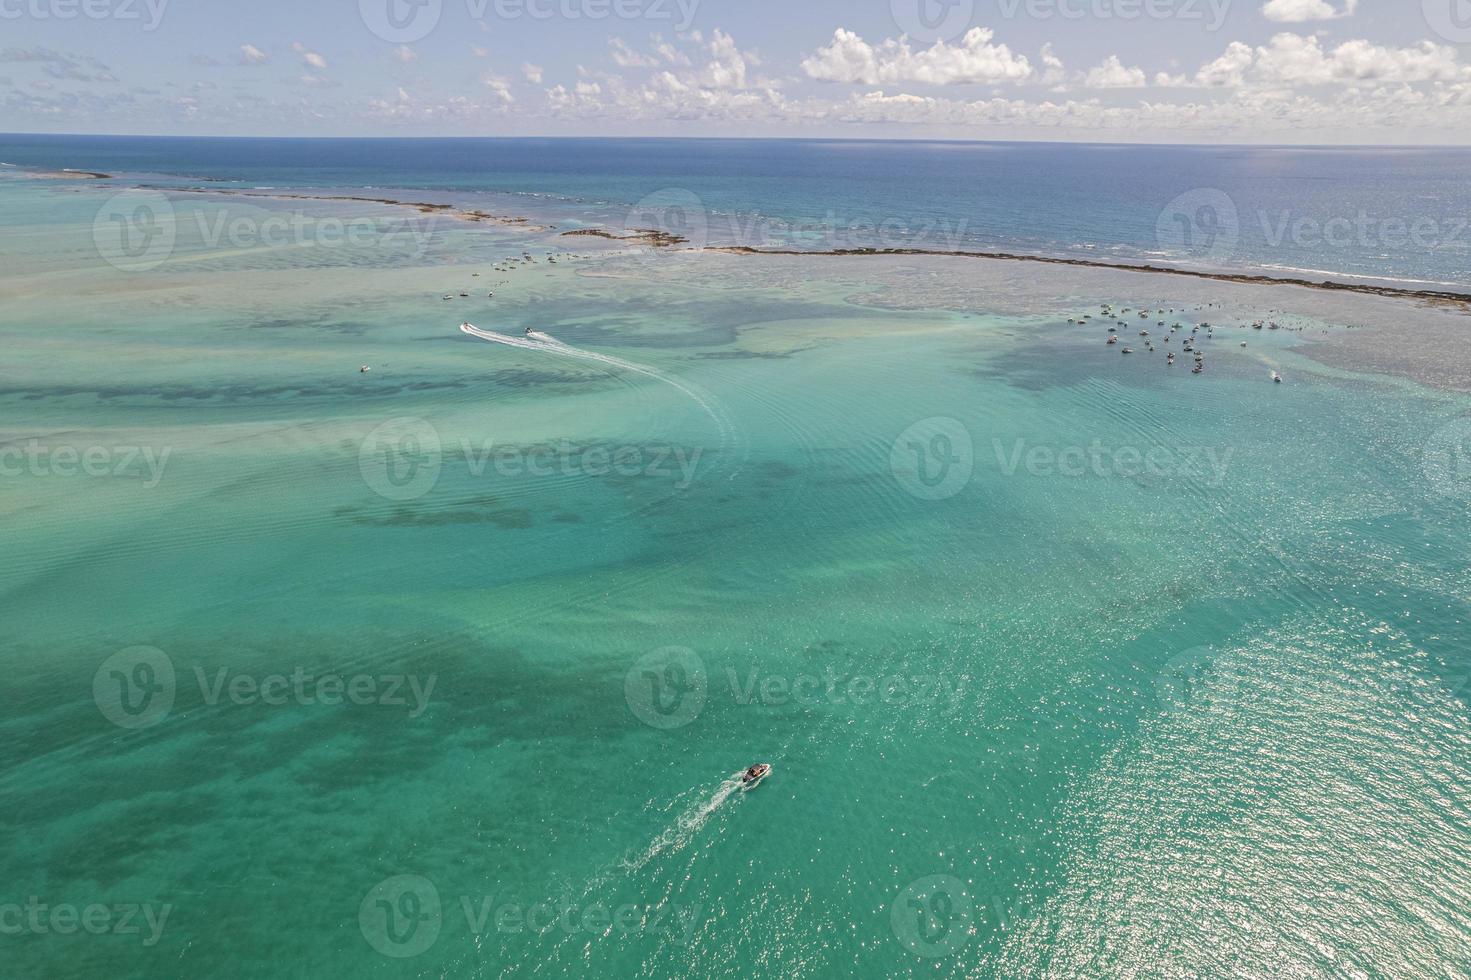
[2,0,1471,142]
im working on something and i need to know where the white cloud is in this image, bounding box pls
[700,29,750,89]
[522,63,543,83]
[1039,42,1066,87]
[393,46,417,65]
[801,27,1032,86]
[610,38,658,68]
[471,46,488,58]
[1084,55,1147,88]
[654,37,691,67]
[482,73,514,103]
[292,43,327,71]
[1262,0,1358,22]
[1169,34,1464,89]
[239,44,268,65]
[1194,41,1255,86]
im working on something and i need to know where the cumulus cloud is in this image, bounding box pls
[292,43,327,70]
[482,73,514,103]
[1164,34,1464,89]
[654,36,691,67]
[699,29,751,89]
[522,62,543,83]
[1084,55,1147,89]
[240,44,268,65]
[610,38,658,68]
[393,46,417,65]
[1262,0,1358,22]
[801,27,1032,86]
[1039,43,1067,88]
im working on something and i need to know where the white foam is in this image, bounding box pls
[459,321,731,440]
[623,773,744,872]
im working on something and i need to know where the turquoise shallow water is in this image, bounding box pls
[2,173,1471,978]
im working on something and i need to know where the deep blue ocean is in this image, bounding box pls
[3,134,1468,288]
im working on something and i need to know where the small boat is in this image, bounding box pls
[741,764,771,791]
[1240,341,1248,347]
[359,365,371,373]
[1122,347,1134,354]
[1107,335,1118,345]
[1192,366,1203,374]
[1272,372,1283,383]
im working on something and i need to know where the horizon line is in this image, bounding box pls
[4,131,1471,151]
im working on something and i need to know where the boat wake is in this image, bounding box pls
[459,321,732,441]
[622,773,745,873]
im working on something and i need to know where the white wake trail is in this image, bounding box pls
[622,774,745,873]
[459,322,730,440]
